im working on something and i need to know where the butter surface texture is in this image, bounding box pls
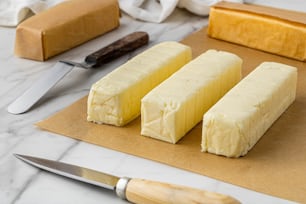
[87,42,192,126]
[201,62,297,157]
[14,0,120,61]
[141,50,242,144]
[208,2,306,61]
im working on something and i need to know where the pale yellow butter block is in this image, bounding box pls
[208,2,306,61]
[87,42,192,126]
[141,50,242,144]
[202,62,297,157]
[14,0,120,61]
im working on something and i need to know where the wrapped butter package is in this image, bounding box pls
[208,2,306,61]
[14,0,120,61]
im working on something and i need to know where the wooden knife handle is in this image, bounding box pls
[85,31,149,66]
[125,178,240,204]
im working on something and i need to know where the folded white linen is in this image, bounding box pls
[118,0,244,23]
[0,0,62,27]
[0,0,243,27]
[118,0,178,23]
[178,0,243,16]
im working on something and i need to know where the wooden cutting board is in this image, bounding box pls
[36,27,306,203]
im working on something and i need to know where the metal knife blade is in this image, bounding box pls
[7,62,74,115]
[14,154,119,190]
[14,154,240,204]
[8,31,149,114]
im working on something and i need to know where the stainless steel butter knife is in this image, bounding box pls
[14,154,240,204]
[7,32,149,114]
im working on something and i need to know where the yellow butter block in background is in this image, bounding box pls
[87,42,192,126]
[141,50,242,144]
[208,2,306,61]
[14,0,120,61]
[202,62,297,157]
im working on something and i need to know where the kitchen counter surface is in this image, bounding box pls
[1,1,305,203]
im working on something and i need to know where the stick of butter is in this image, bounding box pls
[141,50,242,144]
[87,41,192,126]
[207,2,306,61]
[201,62,297,157]
[14,0,120,61]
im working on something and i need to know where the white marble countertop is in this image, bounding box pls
[1,1,305,204]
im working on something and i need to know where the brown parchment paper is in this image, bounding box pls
[36,27,306,203]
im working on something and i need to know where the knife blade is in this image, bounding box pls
[14,154,240,204]
[7,31,149,115]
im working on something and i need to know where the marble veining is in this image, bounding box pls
[0,1,305,204]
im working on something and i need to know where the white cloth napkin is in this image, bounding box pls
[0,0,62,27]
[119,0,244,23]
[0,0,243,27]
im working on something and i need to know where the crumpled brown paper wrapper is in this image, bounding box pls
[36,27,306,203]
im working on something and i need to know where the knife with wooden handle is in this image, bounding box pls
[7,31,149,114]
[14,154,240,204]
